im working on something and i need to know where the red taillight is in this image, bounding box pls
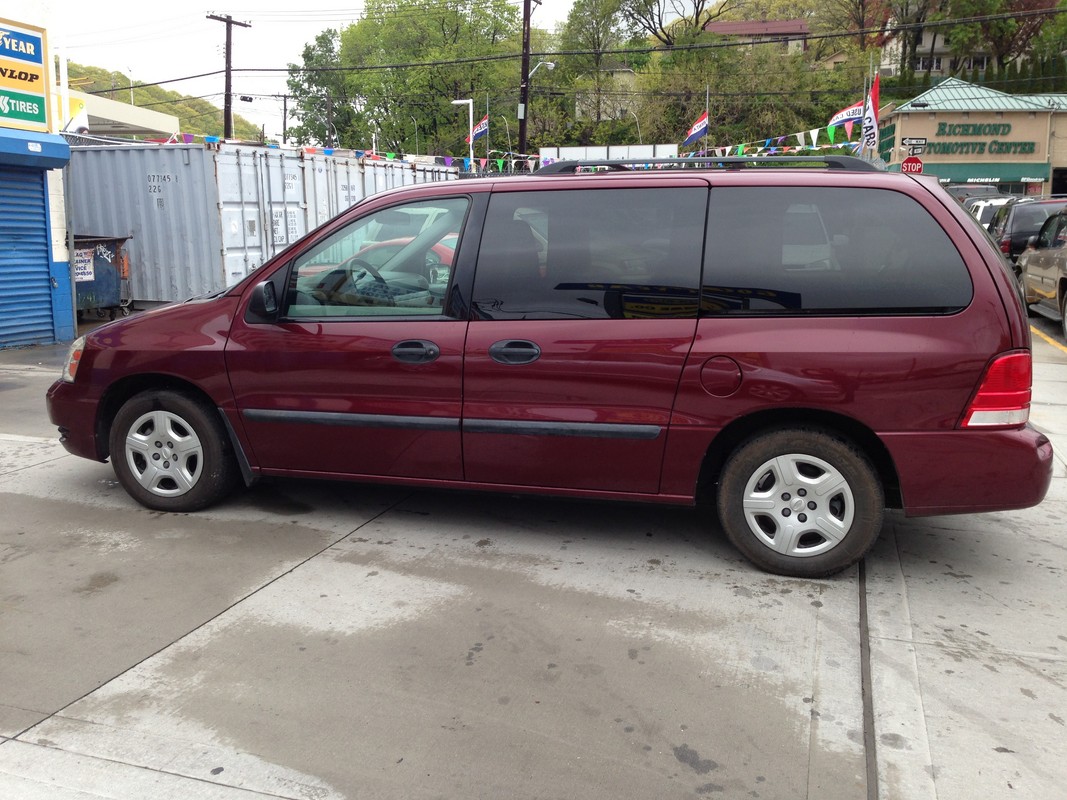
[999,236,1012,255]
[961,352,1032,428]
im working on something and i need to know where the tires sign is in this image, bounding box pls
[901,156,924,174]
[0,17,50,132]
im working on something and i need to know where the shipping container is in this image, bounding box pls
[64,143,457,303]
[540,144,679,162]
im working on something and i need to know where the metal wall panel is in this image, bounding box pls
[67,144,457,303]
[0,167,54,347]
[66,145,223,303]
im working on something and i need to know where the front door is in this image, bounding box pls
[226,196,472,481]
[1025,214,1067,317]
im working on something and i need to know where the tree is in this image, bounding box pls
[338,0,521,155]
[560,0,633,124]
[823,0,893,49]
[943,0,1059,70]
[622,0,741,47]
[285,30,358,146]
[884,0,938,74]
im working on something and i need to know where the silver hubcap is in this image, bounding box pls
[741,453,854,558]
[123,410,204,497]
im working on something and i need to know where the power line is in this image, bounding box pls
[85,6,1067,94]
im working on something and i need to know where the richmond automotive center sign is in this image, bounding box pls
[0,18,50,132]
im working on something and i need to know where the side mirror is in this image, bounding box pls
[246,281,280,324]
[1026,235,1039,250]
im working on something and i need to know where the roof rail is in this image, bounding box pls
[536,155,882,175]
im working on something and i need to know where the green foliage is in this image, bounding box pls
[64,61,260,141]
[286,30,357,147]
[330,0,520,155]
[276,0,1059,157]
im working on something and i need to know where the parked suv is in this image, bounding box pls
[1019,210,1067,340]
[47,156,1053,578]
[988,197,1067,266]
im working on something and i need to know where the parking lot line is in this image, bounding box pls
[1031,325,1067,355]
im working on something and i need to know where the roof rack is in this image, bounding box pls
[536,155,882,175]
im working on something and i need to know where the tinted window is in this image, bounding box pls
[1037,215,1067,249]
[702,187,973,314]
[1013,204,1058,232]
[472,188,706,320]
[286,197,468,317]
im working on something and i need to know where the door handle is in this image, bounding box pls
[392,340,441,364]
[488,339,541,365]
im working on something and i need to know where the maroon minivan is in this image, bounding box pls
[47,157,1054,577]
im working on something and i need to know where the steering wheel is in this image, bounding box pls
[328,255,396,307]
[340,256,386,285]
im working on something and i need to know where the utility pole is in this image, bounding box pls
[207,14,251,139]
[516,0,532,157]
[282,95,288,145]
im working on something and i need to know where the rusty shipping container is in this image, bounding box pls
[64,142,457,303]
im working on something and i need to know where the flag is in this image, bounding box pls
[466,114,489,144]
[861,75,880,154]
[681,111,709,148]
[828,100,863,128]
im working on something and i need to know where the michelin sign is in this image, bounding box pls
[0,18,50,132]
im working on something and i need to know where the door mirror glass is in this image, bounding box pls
[246,280,280,324]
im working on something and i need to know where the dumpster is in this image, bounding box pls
[73,236,132,319]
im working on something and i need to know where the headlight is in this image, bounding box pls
[61,336,86,383]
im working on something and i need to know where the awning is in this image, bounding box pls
[0,127,71,169]
[889,161,1049,183]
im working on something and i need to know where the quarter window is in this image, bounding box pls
[702,187,973,314]
[285,197,469,317]
[472,188,706,320]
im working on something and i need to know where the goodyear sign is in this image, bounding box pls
[0,18,49,132]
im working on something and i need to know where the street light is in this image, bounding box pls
[411,115,419,157]
[518,60,554,157]
[627,109,642,145]
[499,115,513,157]
[452,98,474,168]
[530,60,555,79]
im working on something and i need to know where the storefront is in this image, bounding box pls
[1,16,74,348]
[879,77,1065,195]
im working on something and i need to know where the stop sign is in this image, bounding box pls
[901,156,924,174]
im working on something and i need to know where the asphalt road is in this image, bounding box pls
[0,318,1064,799]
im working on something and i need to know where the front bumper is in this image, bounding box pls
[46,379,105,462]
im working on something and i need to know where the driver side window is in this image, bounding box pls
[286,197,469,317]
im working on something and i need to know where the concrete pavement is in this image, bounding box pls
[0,321,1063,799]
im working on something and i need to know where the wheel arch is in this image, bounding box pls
[697,409,902,509]
[95,375,230,462]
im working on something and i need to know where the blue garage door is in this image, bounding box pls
[0,166,54,347]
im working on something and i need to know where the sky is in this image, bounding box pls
[34,0,573,141]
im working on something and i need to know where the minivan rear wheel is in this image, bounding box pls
[717,428,884,578]
[109,390,238,512]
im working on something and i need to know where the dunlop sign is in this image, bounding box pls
[0,18,50,132]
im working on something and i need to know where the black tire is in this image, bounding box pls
[109,390,239,512]
[1061,296,1067,343]
[717,427,884,578]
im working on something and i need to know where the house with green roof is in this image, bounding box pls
[879,78,1067,194]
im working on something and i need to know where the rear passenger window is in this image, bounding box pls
[472,188,706,320]
[702,187,973,314]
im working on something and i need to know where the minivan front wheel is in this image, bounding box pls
[717,428,884,578]
[109,390,238,512]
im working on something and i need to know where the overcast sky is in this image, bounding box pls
[36,0,572,141]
